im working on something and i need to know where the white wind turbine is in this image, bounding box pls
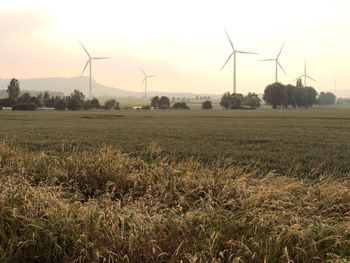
[292,60,316,86]
[140,68,156,98]
[259,43,286,83]
[332,77,339,95]
[220,29,258,94]
[80,41,110,100]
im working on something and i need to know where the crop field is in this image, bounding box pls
[1,108,350,262]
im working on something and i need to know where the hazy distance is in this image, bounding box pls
[0,0,349,95]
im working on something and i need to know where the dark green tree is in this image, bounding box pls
[67,98,81,110]
[230,93,244,109]
[159,96,170,109]
[263,82,288,109]
[54,99,67,110]
[105,99,116,110]
[244,93,261,109]
[70,90,85,103]
[91,98,100,109]
[7,79,20,100]
[317,92,336,105]
[220,92,231,109]
[202,100,212,109]
[18,92,31,103]
[151,96,160,109]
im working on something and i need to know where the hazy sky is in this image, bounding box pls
[0,0,349,95]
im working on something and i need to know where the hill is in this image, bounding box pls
[0,77,221,99]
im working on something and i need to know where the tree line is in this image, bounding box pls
[0,78,120,111]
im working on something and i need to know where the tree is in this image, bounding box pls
[263,82,288,109]
[29,96,42,107]
[159,96,170,109]
[17,92,31,103]
[244,93,261,109]
[151,96,160,109]
[0,98,15,107]
[317,92,336,105]
[202,100,212,109]
[105,99,117,110]
[67,98,82,110]
[54,99,67,110]
[12,102,37,111]
[43,91,50,107]
[230,93,244,109]
[304,87,318,107]
[220,92,231,109]
[91,98,100,109]
[173,102,190,109]
[7,79,20,100]
[70,90,85,103]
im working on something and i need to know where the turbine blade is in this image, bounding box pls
[277,42,285,58]
[92,57,111,59]
[220,52,234,71]
[81,60,90,75]
[79,41,90,58]
[278,61,287,75]
[140,67,146,76]
[306,75,317,82]
[141,77,146,86]
[224,29,234,50]
[258,59,275,62]
[236,50,258,55]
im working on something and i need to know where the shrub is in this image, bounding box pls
[202,100,212,109]
[12,102,37,111]
[158,104,170,109]
[173,102,190,109]
[142,105,151,110]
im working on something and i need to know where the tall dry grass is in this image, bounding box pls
[0,141,350,262]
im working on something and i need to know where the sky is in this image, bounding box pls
[0,0,349,95]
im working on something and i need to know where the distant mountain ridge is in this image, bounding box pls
[0,77,222,99]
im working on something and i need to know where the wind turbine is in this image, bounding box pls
[220,29,257,94]
[259,43,286,83]
[140,68,156,98]
[332,77,339,95]
[80,41,110,100]
[292,61,316,86]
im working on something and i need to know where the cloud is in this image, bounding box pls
[0,9,50,39]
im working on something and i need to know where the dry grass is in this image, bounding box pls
[1,141,350,262]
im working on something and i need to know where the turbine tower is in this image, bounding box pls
[259,43,286,83]
[80,41,110,100]
[140,68,156,98]
[292,61,316,86]
[220,29,257,94]
[332,77,339,95]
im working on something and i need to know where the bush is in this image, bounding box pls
[202,100,212,109]
[173,102,190,109]
[142,105,151,110]
[158,104,170,109]
[12,102,38,111]
[0,106,2,110]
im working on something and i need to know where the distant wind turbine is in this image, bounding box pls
[292,61,316,86]
[140,68,156,98]
[259,43,286,83]
[220,29,257,94]
[80,41,110,100]
[332,77,339,95]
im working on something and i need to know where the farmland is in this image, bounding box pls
[1,108,350,262]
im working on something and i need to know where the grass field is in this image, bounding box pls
[1,108,350,176]
[1,108,350,262]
